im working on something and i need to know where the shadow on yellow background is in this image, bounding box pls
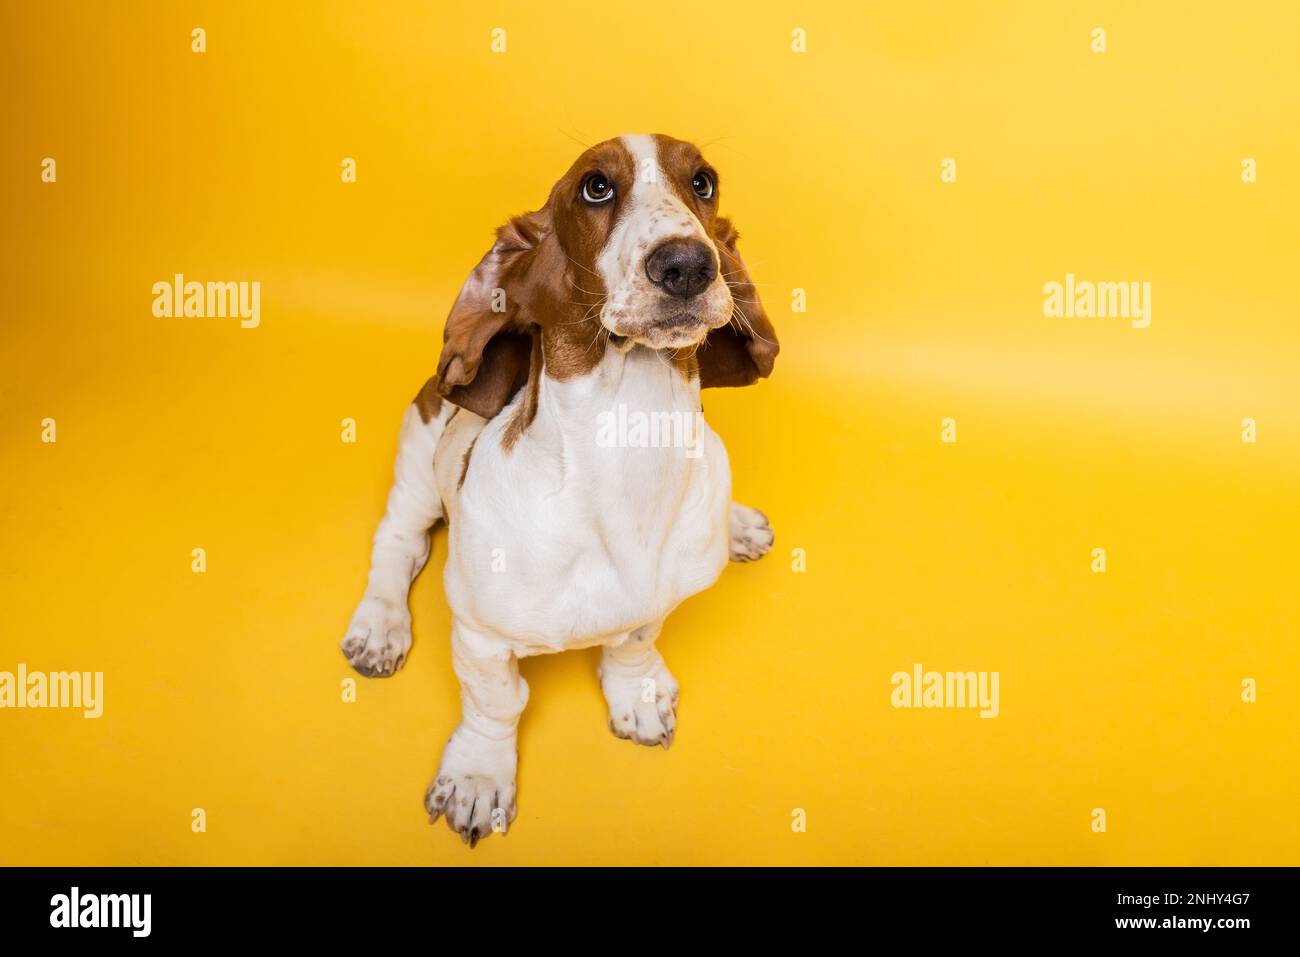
[2,1,1297,865]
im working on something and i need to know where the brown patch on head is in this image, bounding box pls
[434,138,639,424]
[651,134,721,233]
[535,138,639,382]
[547,139,636,297]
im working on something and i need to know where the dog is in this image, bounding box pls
[341,134,779,845]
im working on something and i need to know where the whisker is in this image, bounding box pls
[720,260,770,279]
[564,299,607,325]
[565,276,607,296]
[583,322,609,358]
[729,303,775,345]
[565,255,602,279]
[556,127,596,153]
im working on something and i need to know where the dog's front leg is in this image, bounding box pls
[425,622,527,846]
[342,401,449,676]
[599,619,680,749]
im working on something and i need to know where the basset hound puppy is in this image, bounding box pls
[341,134,778,845]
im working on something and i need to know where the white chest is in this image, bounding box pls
[436,348,732,652]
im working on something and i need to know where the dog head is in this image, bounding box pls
[436,134,778,418]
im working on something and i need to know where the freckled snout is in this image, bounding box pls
[645,239,715,300]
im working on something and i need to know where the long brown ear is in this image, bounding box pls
[435,210,549,418]
[699,217,779,389]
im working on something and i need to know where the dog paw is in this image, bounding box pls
[340,594,412,677]
[425,727,518,847]
[729,503,774,562]
[600,658,680,749]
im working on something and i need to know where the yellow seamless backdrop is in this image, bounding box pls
[1,1,1296,865]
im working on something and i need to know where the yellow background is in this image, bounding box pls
[3,1,1297,865]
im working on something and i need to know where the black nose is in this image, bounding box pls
[645,239,715,300]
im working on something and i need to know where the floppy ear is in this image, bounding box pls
[698,217,779,389]
[435,210,550,418]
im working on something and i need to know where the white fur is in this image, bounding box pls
[436,346,731,654]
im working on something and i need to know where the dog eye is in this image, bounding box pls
[691,171,714,199]
[581,173,614,204]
